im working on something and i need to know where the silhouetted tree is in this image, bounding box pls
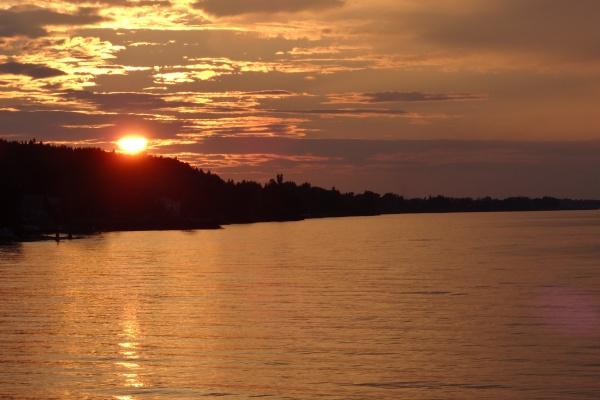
[1,139,598,241]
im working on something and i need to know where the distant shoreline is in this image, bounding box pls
[3,207,598,244]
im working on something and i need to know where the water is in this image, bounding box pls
[1,211,600,399]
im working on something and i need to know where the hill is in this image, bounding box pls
[1,139,599,241]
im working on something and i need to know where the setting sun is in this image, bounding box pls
[117,136,148,155]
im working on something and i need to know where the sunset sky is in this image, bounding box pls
[1,0,599,197]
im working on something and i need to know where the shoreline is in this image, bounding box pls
[2,207,598,244]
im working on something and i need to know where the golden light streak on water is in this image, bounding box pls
[1,211,600,399]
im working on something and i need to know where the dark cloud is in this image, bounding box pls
[0,62,65,79]
[62,90,193,112]
[157,137,600,198]
[274,108,408,116]
[82,0,171,6]
[378,0,600,61]
[0,109,181,140]
[189,122,303,138]
[164,137,600,162]
[60,90,297,122]
[243,90,293,96]
[363,91,484,103]
[0,6,105,38]
[193,0,345,16]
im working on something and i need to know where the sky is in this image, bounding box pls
[1,0,599,197]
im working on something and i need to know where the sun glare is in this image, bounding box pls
[117,136,148,155]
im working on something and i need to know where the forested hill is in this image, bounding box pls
[1,139,599,240]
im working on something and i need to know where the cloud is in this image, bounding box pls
[242,90,293,96]
[193,0,345,16]
[274,108,408,117]
[0,6,105,38]
[154,137,600,198]
[62,90,192,112]
[362,91,484,103]
[93,29,321,65]
[86,0,171,5]
[0,109,182,140]
[363,0,600,63]
[0,62,65,79]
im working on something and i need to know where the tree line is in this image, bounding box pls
[1,139,598,240]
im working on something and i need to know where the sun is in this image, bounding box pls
[117,135,148,155]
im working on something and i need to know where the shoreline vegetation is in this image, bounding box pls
[2,139,599,243]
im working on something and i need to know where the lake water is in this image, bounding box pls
[1,211,600,399]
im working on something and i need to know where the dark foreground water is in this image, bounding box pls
[1,211,600,399]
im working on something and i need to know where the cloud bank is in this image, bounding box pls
[193,0,345,16]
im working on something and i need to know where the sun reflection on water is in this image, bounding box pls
[115,303,144,398]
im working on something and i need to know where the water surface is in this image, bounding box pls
[1,211,600,399]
